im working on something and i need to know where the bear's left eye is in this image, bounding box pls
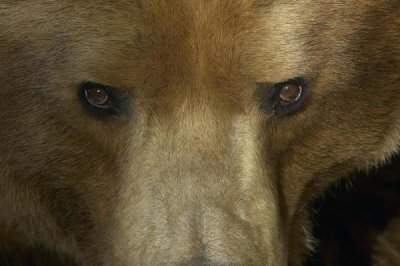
[257,77,308,116]
[278,82,303,105]
[78,81,127,116]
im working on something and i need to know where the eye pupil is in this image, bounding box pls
[85,88,110,106]
[280,84,302,103]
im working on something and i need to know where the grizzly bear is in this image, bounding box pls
[0,1,399,265]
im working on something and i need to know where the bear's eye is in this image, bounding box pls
[279,83,303,104]
[79,81,127,116]
[85,86,111,108]
[256,77,308,116]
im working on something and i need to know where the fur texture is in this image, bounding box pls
[0,1,399,265]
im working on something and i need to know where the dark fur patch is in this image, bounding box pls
[306,155,400,266]
[0,243,77,266]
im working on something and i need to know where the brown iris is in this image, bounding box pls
[279,83,303,104]
[85,87,110,108]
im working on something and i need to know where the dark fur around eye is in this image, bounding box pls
[78,81,129,117]
[256,77,308,116]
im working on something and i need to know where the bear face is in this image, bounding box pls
[0,1,399,265]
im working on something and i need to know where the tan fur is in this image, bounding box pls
[0,1,399,265]
[373,217,400,266]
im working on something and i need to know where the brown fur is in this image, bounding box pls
[0,1,399,265]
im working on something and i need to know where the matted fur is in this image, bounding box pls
[0,1,399,265]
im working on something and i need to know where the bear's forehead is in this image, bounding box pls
[25,1,274,108]
[1,0,360,103]
[53,1,308,99]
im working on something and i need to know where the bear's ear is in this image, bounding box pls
[256,77,309,116]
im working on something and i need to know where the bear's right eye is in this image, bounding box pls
[85,85,111,109]
[78,81,127,116]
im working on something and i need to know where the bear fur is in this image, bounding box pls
[0,1,399,265]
